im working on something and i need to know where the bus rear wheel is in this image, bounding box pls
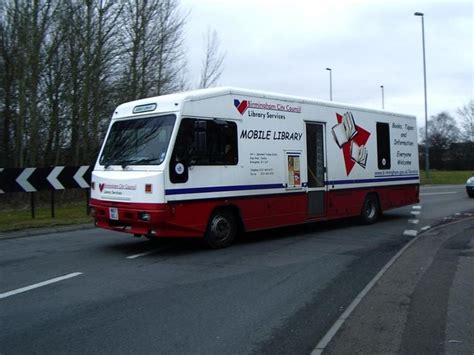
[205,210,237,249]
[360,194,380,224]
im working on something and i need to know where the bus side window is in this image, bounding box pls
[170,118,238,183]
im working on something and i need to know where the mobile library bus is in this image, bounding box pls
[90,87,419,248]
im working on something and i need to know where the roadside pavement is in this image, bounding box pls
[321,216,474,354]
[0,223,94,240]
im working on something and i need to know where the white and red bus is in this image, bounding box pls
[90,87,419,248]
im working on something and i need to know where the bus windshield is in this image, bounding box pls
[99,114,176,168]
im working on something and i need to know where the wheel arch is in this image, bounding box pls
[364,191,381,212]
[208,204,245,234]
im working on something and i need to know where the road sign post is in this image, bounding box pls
[30,193,35,219]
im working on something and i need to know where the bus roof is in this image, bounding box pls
[113,87,416,120]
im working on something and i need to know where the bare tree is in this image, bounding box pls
[420,112,460,168]
[56,1,123,164]
[457,100,474,142]
[119,0,187,101]
[198,28,225,89]
[0,0,189,168]
[0,0,57,167]
[42,12,67,166]
[0,1,15,167]
[151,0,188,95]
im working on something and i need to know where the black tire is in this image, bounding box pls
[360,194,380,224]
[204,210,237,249]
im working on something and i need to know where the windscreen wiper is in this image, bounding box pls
[103,157,160,169]
[120,157,160,169]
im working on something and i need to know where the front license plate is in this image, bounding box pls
[109,207,118,220]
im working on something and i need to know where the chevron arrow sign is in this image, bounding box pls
[0,166,92,193]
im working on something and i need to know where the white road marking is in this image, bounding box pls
[0,272,82,300]
[403,230,418,237]
[126,245,174,259]
[408,219,419,224]
[126,250,159,259]
[420,191,457,196]
[412,205,421,209]
[410,211,420,215]
[420,226,431,232]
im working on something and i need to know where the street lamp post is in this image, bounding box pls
[414,12,429,179]
[380,85,384,109]
[326,68,332,101]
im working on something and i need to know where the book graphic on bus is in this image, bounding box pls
[350,141,368,168]
[333,111,370,173]
[332,112,357,148]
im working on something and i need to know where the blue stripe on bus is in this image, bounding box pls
[165,176,419,196]
[327,176,419,185]
[165,183,285,195]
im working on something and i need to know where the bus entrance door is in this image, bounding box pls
[305,122,327,217]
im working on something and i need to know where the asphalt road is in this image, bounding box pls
[1,185,472,354]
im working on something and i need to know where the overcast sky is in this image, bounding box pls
[180,0,473,131]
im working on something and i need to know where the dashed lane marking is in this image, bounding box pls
[420,191,457,196]
[0,272,82,300]
[408,219,419,224]
[126,250,159,259]
[420,226,431,232]
[403,230,418,237]
[412,205,421,209]
[410,211,420,215]
[125,245,173,259]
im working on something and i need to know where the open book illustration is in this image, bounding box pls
[332,112,358,148]
[350,141,368,168]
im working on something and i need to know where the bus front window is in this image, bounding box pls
[99,114,176,167]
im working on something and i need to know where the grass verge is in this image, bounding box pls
[420,170,473,185]
[0,202,92,233]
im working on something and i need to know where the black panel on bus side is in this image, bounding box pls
[376,122,391,170]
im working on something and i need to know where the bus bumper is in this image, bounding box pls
[89,198,204,238]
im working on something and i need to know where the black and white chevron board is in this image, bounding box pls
[0,166,92,193]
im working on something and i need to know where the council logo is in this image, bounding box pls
[234,99,248,115]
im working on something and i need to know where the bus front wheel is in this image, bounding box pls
[205,210,237,249]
